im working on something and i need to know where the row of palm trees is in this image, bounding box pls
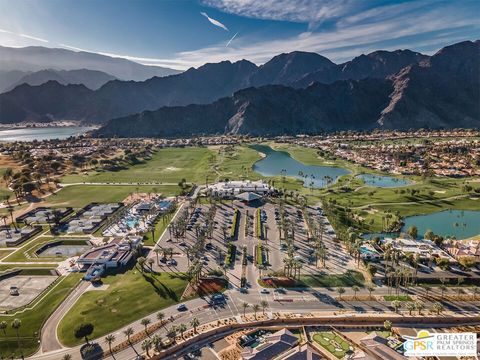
[241,300,269,319]
[62,312,203,359]
[0,318,22,346]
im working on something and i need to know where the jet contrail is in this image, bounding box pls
[200,12,229,31]
[226,31,238,47]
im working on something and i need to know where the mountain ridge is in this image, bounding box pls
[95,40,479,137]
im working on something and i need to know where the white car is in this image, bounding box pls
[260,289,270,294]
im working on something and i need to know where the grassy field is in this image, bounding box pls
[0,273,82,357]
[142,208,177,246]
[0,264,59,272]
[213,145,263,181]
[300,270,365,288]
[43,184,181,208]
[0,249,14,259]
[57,267,189,346]
[313,331,351,359]
[61,147,215,185]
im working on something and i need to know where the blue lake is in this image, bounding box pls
[357,173,412,188]
[364,210,480,240]
[251,144,350,188]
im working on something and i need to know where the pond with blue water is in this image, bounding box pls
[251,144,350,188]
[363,209,480,240]
[357,173,413,188]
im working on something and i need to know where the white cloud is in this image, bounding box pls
[202,0,359,27]
[0,28,49,43]
[167,1,479,68]
[58,43,88,52]
[18,33,49,43]
[200,12,229,31]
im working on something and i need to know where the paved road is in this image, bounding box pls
[29,287,480,360]
[39,280,90,354]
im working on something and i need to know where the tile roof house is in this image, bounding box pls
[359,333,407,360]
[242,329,323,360]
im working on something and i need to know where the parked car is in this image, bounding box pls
[177,303,187,311]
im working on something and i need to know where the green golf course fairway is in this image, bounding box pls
[57,268,189,346]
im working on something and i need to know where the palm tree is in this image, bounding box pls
[11,318,21,348]
[190,317,200,333]
[167,326,178,343]
[157,312,165,327]
[151,334,162,352]
[62,355,73,360]
[124,327,134,344]
[260,300,268,315]
[352,286,359,299]
[147,258,155,272]
[432,302,444,315]
[105,334,116,356]
[242,302,250,316]
[337,287,345,300]
[415,301,425,315]
[367,284,375,299]
[0,321,6,336]
[178,323,187,339]
[137,256,146,272]
[154,247,161,265]
[391,300,401,313]
[141,339,152,357]
[252,304,260,319]
[406,302,416,315]
[141,318,151,334]
[383,320,392,333]
[440,284,447,298]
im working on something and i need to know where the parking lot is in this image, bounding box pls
[152,201,239,275]
[0,275,58,310]
[257,202,357,276]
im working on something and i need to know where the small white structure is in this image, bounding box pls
[382,237,450,260]
[207,180,271,198]
[77,236,142,268]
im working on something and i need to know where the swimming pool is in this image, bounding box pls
[158,200,172,210]
[126,216,139,228]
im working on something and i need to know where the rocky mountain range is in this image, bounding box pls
[0,44,437,124]
[2,69,116,92]
[0,40,478,134]
[0,45,180,84]
[96,40,479,137]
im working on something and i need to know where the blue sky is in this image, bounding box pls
[0,0,478,69]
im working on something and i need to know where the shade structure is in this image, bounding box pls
[235,191,263,202]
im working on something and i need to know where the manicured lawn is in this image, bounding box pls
[0,249,14,259]
[142,208,176,246]
[57,267,189,346]
[313,331,351,359]
[61,147,215,184]
[300,270,365,288]
[260,271,365,289]
[0,273,82,358]
[0,264,58,272]
[214,146,263,181]
[43,184,180,208]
